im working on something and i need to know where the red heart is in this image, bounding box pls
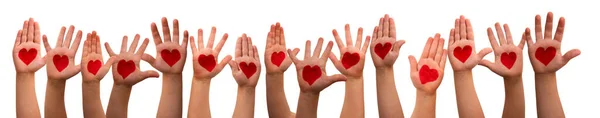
[418,65,438,84]
[53,55,69,72]
[374,43,392,59]
[239,62,257,78]
[198,55,216,72]
[341,52,360,69]
[270,51,286,67]
[87,60,102,75]
[535,47,556,66]
[302,65,322,85]
[117,60,136,78]
[453,45,472,63]
[500,52,517,69]
[18,48,37,65]
[161,49,181,67]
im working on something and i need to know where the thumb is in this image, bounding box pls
[563,49,581,63]
[142,70,160,78]
[66,64,82,78]
[327,74,347,83]
[478,59,495,70]
[477,47,493,59]
[141,53,157,68]
[408,55,418,72]
[218,55,233,71]
[328,54,347,73]
[98,56,116,77]
[228,60,239,72]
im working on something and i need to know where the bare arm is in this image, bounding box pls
[44,79,67,118]
[411,91,436,118]
[296,92,319,118]
[341,76,365,118]
[233,87,256,118]
[266,73,294,117]
[16,73,41,118]
[535,73,564,118]
[502,77,525,118]
[188,78,212,118]
[375,67,403,118]
[157,74,183,118]
[106,85,132,118]
[453,71,484,117]
[83,81,106,118]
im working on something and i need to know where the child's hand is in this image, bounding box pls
[42,25,82,79]
[264,23,293,74]
[479,23,526,78]
[370,15,405,68]
[81,31,115,82]
[142,17,188,74]
[105,34,159,86]
[189,26,232,80]
[229,34,261,88]
[448,16,492,71]
[329,24,370,78]
[13,18,45,73]
[288,38,346,93]
[409,34,447,94]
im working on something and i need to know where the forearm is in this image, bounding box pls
[232,87,256,118]
[266,73,293,118]
[340,76,364,118]
[16,73,41,118]
[83,81,106,118]
[157,74,183,118]
[187,78,212,118]
[502,76,525,118]
[44,79,67,118]
[106,84,132,118]
[375,67,403,118]
[535,73,564,118]
[296,92,319,118]
[411,91,436,118]
[453,70,484,117]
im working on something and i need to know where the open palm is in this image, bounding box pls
[265,23,294,74]
[105,34,159,86]
[409,34,447,94]
[448,16,492,71]
[479,23,526,77]
[229,34,261,87]
[189,27,232,79]
[329,24,370,78]
[288,38,346,93]
[43,25,82,80]
[81,31,115,81]
[13,18,45,73]
[143,17,188,74]
[370,14,405,68]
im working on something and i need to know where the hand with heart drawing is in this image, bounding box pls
[105,34,160,86]
[479,23,526,78]
[409,34,447,94]
[13,18,46,73]
[524,12,580,74]
[448,16,493,71]
[142,17,188,74]
[81,31,116,82]
[370,14,406,68]
[189,26,232,79]
[265,23,295,74]
[42,25,83,80]
[288,38,347,93]
[229,34,262,87]
[329,24,370,78]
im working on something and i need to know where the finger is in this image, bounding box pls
[83,34,90,57]
[34,22,41,44]
[466,19,474,40]
[218,55,233,70]
[328,54,347,73]
[280,25,286,46]
[563,49,581,63]
[207,27,217,49]
[128,34,140,53]
[235,37,242,57]
[95,35,102,54]
[421,37,433,59]
[141,70,160,79]
[372,26,378,41]
[392,40,405,53]
[326,74,347,83]
[151,22,163,45]
[344,24,353,47]
[189,36,198,54]
[248,37,255,58]
[65,64,82,78]
[494,23,506,45]
[434,37,445,63]
[56,26,66,47]
[142,53,157,67]
[440,50,448,71]
[215,33,229,53]
[172,19,180,45]
[408,55,418,72]
[390,17,397,38]
[304,40,311,60]
[253,46,260,60]
[525,28,534,48]
[27,19,35,42]
[355,27,363,48]
[70,30,83,54]
[478,48,493,59]
[313,38,324,58]
[42,35,52,52]
[21,20,27,44]
[361,36,371,54]
[274,23,280,45]
[454,19,460,41]
[197,29,204,49]
[504,24,514,45]
[487,28,499,51]
[104,43,117,56]
[554,17,565,42]
[535,15,543,41]
[378,18,383,38]
[15,30,22,46]
[120,36,128,53]
[98,56,116,77]
[321,41,334,61]
[182,30,189,49]
[518,33,526,49]
[242,34,248,56]
[332,29,345,49]
[228,60,239,71]
[478,59,495,69]
[544,12,554,40]
[136,38,150,56]
[460,16,467,39]
[449,29,455,45]
[287,49,300,64]
[161,17,172,42]
[428,34,440,58]
[64,25,75,48]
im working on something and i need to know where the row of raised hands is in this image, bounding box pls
[13,12,579,118]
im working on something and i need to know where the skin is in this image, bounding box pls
[329,24,370,118]
[447,15,491,118]
[141,17,188,118]
[408,34,447,118]
[187,26,232,118]
[479,23,527,118]
[264,23,297,118]
[14,18,45,118]
[369,14,406,118]
[228,34,262,118]
[105,34,160,118]
[42,25,83,118]
[524,12,580,118]
[287,38,347,118]
[81,31,116,118]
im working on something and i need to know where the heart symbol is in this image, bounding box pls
[418,65,439,84]
[117,60,136,78]
[302,65,322,85]
[535,47,556,66]
[341,52,360,69]
[374,43,392,59]
[500,52,517,69]
[18,48,37,65]
[161,49,181,67]
[198,55,216,72]
[87,60,102,75]
[453,45,472,63]
[270,51,286,67]
[239,62,257,78]
[53,55,69,72]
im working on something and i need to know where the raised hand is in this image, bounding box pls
[409,34,447,94]
[14,18,45,73]
[143,17,188,74]
[288,38,346,93]
[42,25,82,79]
[480,23,526,77]
[229,34,261,87]
[370,14,405,68]
[330,24,370,77]
[448,15,492,71]
[81,31,115,81]
[265,23,294,74]
[525,12,580,74]
[105,34,159,86]
[190,27,232,79]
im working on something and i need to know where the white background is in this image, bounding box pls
[1,0,599,117]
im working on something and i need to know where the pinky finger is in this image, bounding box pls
[15,30,22,46]
[253,46,259,60]
[43,35,52,52]
[440,50,448,71]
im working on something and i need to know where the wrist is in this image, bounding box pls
[238,87,256,94]
[416,90,437,97]
[300,91,320,98]
[504,76,523,85]
[47,79,67,86]
[375,66,393,72]
[266,73,284,80]
[16,72,35,77]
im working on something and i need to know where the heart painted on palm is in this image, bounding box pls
[161,49,181,67]
[239,62,257,78]
[270,51,285,66]
[535,47,556,66]
[500,52,517,69]
[87,60,102,75]
[302,65,322,85]
[453,45,472,63]
[198,55,216,72]
[418,65,438,84]
[117,60,136,78]
[374,43,392,59]
[18,48,37,65]
[53,55,69,72]
[341,52,360,69]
